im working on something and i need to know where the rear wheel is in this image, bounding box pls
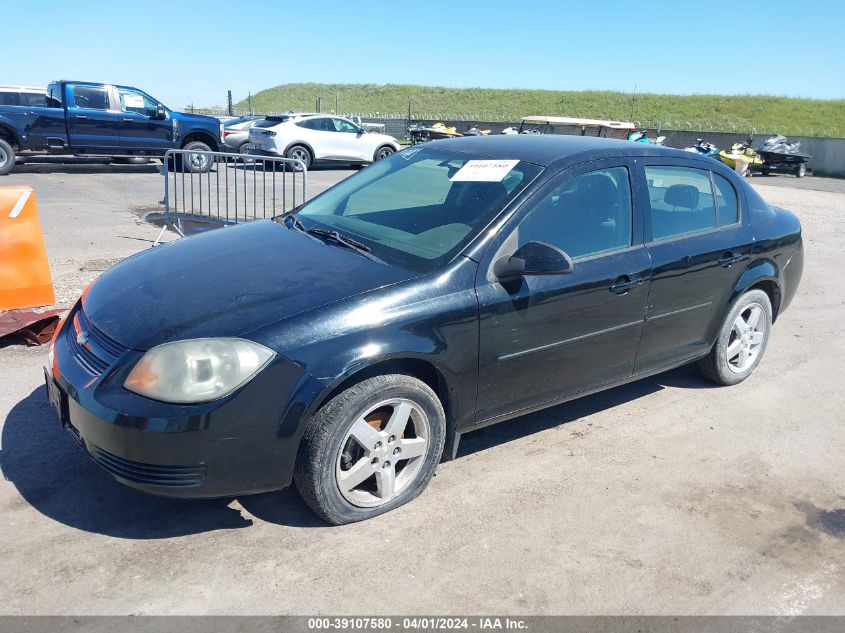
[285,144,311,170]
[0,138,15,175]
[698,289,772,386]
[294,374,446,525]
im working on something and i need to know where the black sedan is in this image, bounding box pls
[45,135,803,524]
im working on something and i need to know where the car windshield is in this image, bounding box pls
[292,146,543,272]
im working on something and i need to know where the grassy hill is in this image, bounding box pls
[234,83,845,137]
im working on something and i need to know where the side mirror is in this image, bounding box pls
[493,241,574,280]
[152,105,167,120]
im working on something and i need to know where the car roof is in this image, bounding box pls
[424,134,702,168]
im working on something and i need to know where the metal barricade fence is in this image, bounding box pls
[155,149,307,246]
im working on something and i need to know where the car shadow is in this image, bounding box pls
[0,385,325,538]
[2,365,715,538]
[456,364,716,458]
[14,157,160,175]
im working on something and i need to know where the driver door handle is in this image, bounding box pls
[121,117,134,122]
[610,276,644,295]
[719,252,743,267]
[73,115,88,120]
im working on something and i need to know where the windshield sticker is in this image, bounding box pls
[123,94,145,108]
[450,159,519,182]
[398,146,424,160]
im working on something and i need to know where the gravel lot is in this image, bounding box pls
[0,162,843,615]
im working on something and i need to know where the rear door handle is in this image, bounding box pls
[719,252,743,267]
[610,276,644,295]
[73,115,88,120]
[121,117,134,122]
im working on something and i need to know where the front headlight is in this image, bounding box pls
[124,338,275,404]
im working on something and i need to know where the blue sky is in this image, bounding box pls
[6,0,844,109]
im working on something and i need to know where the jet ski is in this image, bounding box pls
[627,130,666,145]
[464,126,491,136]
[684,138,719,158]
[755,135,811,178]
[408,122,463,144]
[718,140,764,176]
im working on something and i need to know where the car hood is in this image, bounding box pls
[82,220,415,350]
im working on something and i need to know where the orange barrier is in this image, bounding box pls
[0,187,55,310]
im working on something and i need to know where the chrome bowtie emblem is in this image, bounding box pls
[76,331,89,346]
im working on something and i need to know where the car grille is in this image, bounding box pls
[65,307,128,376]
[89,445,207,488]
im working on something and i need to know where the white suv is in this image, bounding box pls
[247,114,400,168]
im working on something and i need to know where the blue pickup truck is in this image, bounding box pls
[0,80,223,175]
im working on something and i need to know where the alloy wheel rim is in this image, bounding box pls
[336,398,430,508]
[377,148,393,160]
[726,303,767,373]
[0,146,7,167]
[189,152,209,170]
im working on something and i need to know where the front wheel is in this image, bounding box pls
[374,145,395,161]
[698,289,772,386]
[294,374,446,525]
[0,138,15,176]
[181,141,213,173]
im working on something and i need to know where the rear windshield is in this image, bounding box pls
[224,115,261,127]
[294,146,543,272]
[255,116,292,128]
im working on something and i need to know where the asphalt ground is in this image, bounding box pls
[0,160,843,615]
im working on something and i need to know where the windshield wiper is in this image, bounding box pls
[282,213,308,234]
[305,227,385,264]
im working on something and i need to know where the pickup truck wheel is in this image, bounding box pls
[0,139,15,176]
[182,141,213,173]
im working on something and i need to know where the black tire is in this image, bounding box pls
[285,144,312,170]
[294,373,446,525]
[181,140,213,173]
[238,142,251,155]
[796,163,807,178]
[698,289,773,386]
[374,145,395,161]
[0,138,15,176]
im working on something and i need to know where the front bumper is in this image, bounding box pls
[46,305,325,498]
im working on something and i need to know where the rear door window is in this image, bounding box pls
[72,86,110,110]
[645,166,717,241]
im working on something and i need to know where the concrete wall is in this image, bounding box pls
[361,117,845,178]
